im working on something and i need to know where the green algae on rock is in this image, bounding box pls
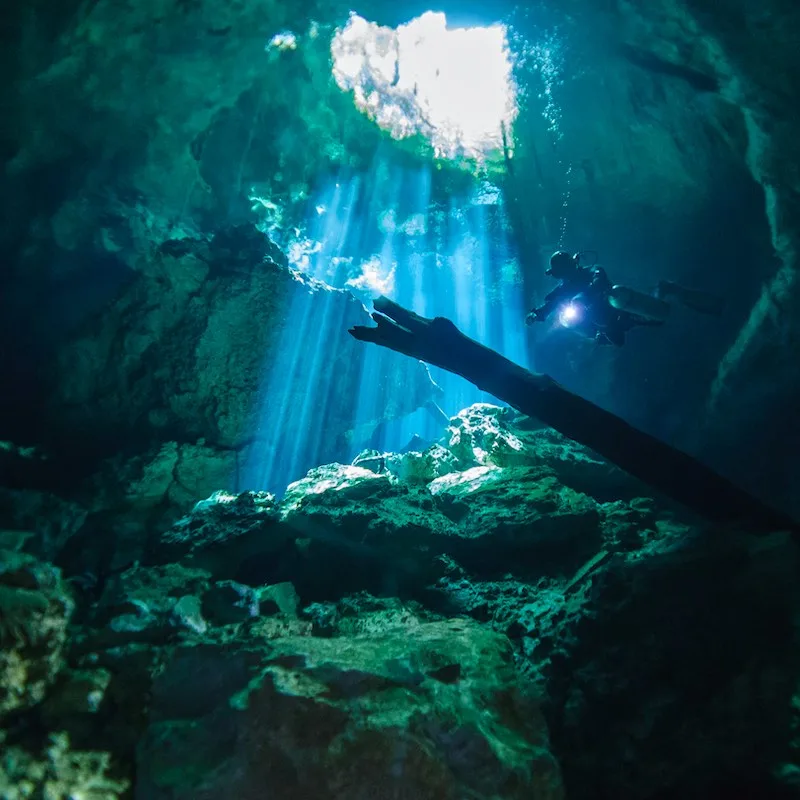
[137,617,563,800]
[0,551,74,717]
[0,731,129,800]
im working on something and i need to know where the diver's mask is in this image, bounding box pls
[546,251,580,278]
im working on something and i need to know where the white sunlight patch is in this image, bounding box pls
[331,11,517,159]
[345,255,397,297]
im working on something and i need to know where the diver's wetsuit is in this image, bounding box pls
[529,249,724,347]
[529,264,664,346]
[532,264,612,320]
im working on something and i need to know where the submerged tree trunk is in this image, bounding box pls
[349,296,798,537]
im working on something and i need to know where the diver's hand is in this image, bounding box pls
[525,310,543,325]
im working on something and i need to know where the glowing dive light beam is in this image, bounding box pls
[558,302,582,327]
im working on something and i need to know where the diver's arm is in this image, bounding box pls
[529,285,568,321]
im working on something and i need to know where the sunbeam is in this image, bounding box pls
[244,150,529,494]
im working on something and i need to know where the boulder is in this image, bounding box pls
[135,616,564,800]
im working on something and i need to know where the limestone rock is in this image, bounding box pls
[170,595,208,636]
[0,488,87,563]
[386,443,461,483]
[512,531,799,798]
[0,550,74,717]
[304,593,437,638]
[353,442,459,484]
[0,731,128,800]
[281,463,455,550]
[85,555,304,650]
[444,404,645,502]
[281,463,394,513]
[135,616,564,800]
[278,464,456,598]
[123,441,238,516]
[600,498,659,550]
[271,409,645,593]
[202,580,262,625]
[2,401,796,798]
[259,581,300,617]
[46,227,448,503]
[430,466,603,575]
[158,490,283,575]
[90,562,212,646]
[446,404,533,469]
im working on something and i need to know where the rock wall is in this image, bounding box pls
[0,0,474,502]
[598,0,800,505]
[2,0,788,470]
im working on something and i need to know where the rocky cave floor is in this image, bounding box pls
[2,404,800,799]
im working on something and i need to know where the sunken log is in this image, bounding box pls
[349,296,798,536]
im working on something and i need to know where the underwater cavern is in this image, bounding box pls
[2,0,800,795]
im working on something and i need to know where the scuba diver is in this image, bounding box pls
[525,250,724,346]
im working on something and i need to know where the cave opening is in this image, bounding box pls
[330,10,519,161]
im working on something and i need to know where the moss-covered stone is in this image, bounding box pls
[0,731,128,800]
[136,616,563,800]
[0,551,74,718]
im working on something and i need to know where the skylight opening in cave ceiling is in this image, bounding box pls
[331,11,518,160]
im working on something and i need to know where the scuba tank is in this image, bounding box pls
[608,285,671,322]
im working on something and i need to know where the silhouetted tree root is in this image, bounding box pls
[350,296,799,538]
